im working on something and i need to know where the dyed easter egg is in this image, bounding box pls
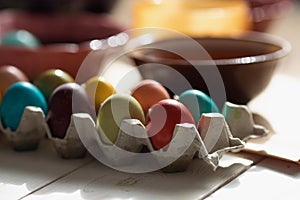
[178,89,219,123]
[131,79,170,115]
[0,65,29,103]
[0,82,47,131]
[97,94,145,144]
[34,69,74,100]
[1,30,40,48]
[47,83,96,139]
[83,76,115,112]
[146,99,195,150]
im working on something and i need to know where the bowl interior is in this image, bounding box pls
[130,33,290,106]
[131,35,286,64]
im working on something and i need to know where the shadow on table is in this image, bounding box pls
[20,153,257,200]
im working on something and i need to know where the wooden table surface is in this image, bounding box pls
[1,1,300,200]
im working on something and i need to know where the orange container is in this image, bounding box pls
[133,0,252,37]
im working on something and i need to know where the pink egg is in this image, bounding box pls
[0,65,29,102]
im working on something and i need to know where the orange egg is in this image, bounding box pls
[0,65,29,103]
[131,79,170,115]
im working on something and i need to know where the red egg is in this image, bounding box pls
[146,99,195,150]
[131,79,170,115]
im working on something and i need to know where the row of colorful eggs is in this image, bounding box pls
[0,65,220,152]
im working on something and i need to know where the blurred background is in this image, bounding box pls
[0,0,296,80]
[0,0,117,13]
[0,0,294,34]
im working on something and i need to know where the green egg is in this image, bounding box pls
[1,30,40,48]
[97,94,145,144]
[34,69,74,101]
[178,89,219,123]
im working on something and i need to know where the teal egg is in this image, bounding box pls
[178,89,219,123]
[0,82,47,131]
[0,30,40,48]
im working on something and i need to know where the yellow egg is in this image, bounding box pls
[83,76,116,111]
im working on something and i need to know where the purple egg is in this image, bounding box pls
[46,83,96,139]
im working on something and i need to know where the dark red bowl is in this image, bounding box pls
[0,10,126,80]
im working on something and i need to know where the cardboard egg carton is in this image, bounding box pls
[71,112,244,173]
[45,116,87,159]
[222,102,269,140]
[71,101,269,173]
[0,102,269,172]
[0,106,46,151]
[0,106,87,158]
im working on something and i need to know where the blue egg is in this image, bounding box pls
[0,82,47,131]
[178,89,219,123]
[1,30,40,48]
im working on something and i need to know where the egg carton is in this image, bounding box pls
[0,106,46,151]
[0,105,87,157]
[71,110,260,173]
[0,101,269,172]
[222,102,269,140]
[44,115,88,159]
[70,101,268,173]
[73,113,244,173]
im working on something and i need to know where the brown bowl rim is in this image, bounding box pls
[130,31,291,66]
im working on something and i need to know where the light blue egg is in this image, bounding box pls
[1,30,40,48]
[0,82,47,131]
[178,89,219,123]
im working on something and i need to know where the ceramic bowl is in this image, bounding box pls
[0,10,126,80]
[129,32,291,105]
